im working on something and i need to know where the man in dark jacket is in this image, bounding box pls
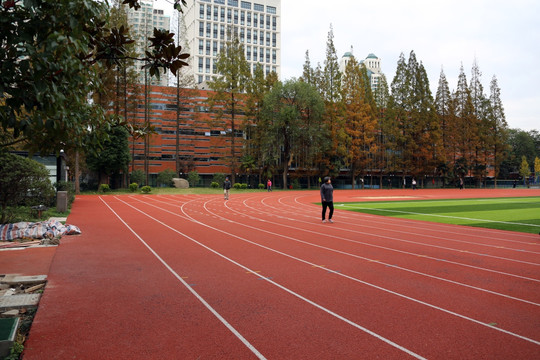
[223,177,232,200]
[320,176,334,223]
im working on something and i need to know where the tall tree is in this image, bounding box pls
[453,64,478,178]
[208,29,251,183]
[487,75,509,186]
[341,56,377,188]
[0,0,189,156]
[262,80,325,189]
[320,25,346,176]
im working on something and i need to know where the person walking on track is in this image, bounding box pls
[320,176,334,223]
[223,177,232,200]
[267,179,272,192]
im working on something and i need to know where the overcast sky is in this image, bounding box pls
[157,0,539,131]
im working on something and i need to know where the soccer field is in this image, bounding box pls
[337,196,540,234]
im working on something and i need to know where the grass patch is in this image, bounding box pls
[336,197,540,234]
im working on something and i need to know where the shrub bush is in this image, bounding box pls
[0,152,55,223]
[233,183,242,189]
[129,183,138,192]
[258,183,265,189]
[130,170,144,185]
[212,173,226,186]
[157,169,175,187]
[187,171,200,187]
[240,183,248,189]
[99,184,110,193]
[141,185,152,193]
[211,182,219,188]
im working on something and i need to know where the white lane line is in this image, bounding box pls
[144,195,540,284]
[291,193,540,241]
[341,204,540,228]
[131,196,540,346]
[115,196,428,359]
[99,197,267,360]
[279,195,540,253]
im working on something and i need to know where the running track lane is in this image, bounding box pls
[22,190,540,359]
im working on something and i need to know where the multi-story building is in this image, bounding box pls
[184,0,281,85]
[125,1,171,87]
[127,85,245,185]
[340,51,383,93]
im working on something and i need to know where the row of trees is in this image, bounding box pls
[209,26,524,189]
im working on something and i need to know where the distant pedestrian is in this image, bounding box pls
[223,177,231,200]
[459,177,464,190]
[412,178,417,190]
[513,179,517,188]
[387,177,392,189]
[267,179,272,192]
[320,177,334,223]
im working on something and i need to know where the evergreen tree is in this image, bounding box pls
[453,64,478,178]
[487,75,509,185]
[320,25,346,177]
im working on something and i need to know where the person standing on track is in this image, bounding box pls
[267,179,272,192]
[223,177,232,200]
[320,176,334,223]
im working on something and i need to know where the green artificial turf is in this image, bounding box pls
[336,197,540,234]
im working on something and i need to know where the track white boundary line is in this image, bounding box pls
[292,194,540,241]
[277,195,540,255]
[113,196,429,359]
[243,196,540,272]
[144,195,540,287]
[99,196,268,360]
[341,204,540,228]
[130,195,540,346]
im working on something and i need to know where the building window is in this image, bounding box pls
[259,31,263,44]
[247,29,251,43]
[259,48,263,62]
[240,28,245,42]
[240,11,245,25]
[220,7,225,22]
[266,48,270,63]
[199,22,204,37]
[207,5,211,19]
[213,23,218,38]
[227,8,232,23]
[198,75,203,83]
[241,1,251,9]
[246,46,251,60]
[214,0,225,4]
[199,40,204,55]
[247,12,251,26]
[198,57,203,73]
[272,49,276,64]
[206,40,211,55]
[253,30,257,44]
[228,0,238,6]
[266,32,270,46]
[213,41,218,56]
[253,13,257,27]
[199,4,204,19]
[267,6,276,14]
[253,47,257,61]
[266,15,270,29]
[206,58,211,73]
[214,6,218,21]
[234,9,238,24]
[272,16,276,31]
[272,33,276,47]
[254,3,264,12]
[206,22,211,37]
[220,25,225,39]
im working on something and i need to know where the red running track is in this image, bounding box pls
[23,189,540,359]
